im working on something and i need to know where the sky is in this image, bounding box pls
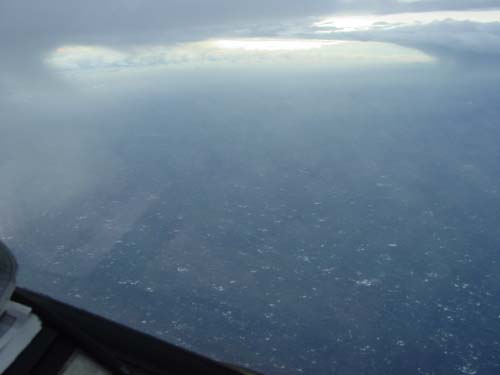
[1,0,500,82]
[2,1,500,374]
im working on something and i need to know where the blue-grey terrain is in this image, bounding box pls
[3,62,500,374]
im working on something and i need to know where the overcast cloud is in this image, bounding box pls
[2,0,500,81]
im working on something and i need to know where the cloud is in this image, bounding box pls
[308,14,500,64]
[0,1,499,109]
[0,1,352,88]
[394,0,500,12]
[1,1,500,71]
[357,20,500,63]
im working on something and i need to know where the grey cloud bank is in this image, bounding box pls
[315,19,500,64]
[2,0,500,80]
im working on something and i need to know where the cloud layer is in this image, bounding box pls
[334,19,500,63]
[303,10,500,64]
[1,1,500,94]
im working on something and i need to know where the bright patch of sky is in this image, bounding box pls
[46,39,433,76]
[212,39,341,51]
[314,9,500,32]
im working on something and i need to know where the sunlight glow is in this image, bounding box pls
[47,39,433,74]
[213,39,342,51]
[315,10,500,31]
